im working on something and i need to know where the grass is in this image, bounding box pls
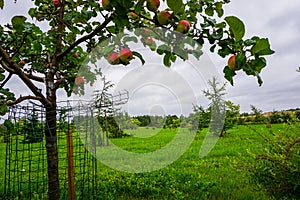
[0,123,297,199]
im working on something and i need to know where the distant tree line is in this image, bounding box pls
[237,105,300,125]
[1,106,299,142]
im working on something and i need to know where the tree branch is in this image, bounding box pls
[286,138,300,154]
[1,60,45,82]
[57,15,113,60]
[27,73,45,83]
[7,95,42,106]
[0,72,12,89]
[1,57,45,83]
[0,45,51,106]
[0,60,15,74]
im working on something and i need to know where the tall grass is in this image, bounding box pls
[1,124,296,199]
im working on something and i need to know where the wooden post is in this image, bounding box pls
[66,130,75,200]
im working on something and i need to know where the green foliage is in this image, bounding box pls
[250,104,266,123]
[295,110,300,120]
[268,111,294,124]
[163,115,180,129]
[189,105,210,132]
[1,125,290,199]
[0,123,8,143]
[224,16,245,41]
[223,100,240,133]
[203,77,226,136]
[133,115,151,127]
[96,170,216,199]
[93,78,129,138]
[22,110,44,143]
[248,124,300,199]
[0,1,275,198]
[98,116,129,138]
[167,0,184,14]
[0,0,275,111]
[4,119,16,135]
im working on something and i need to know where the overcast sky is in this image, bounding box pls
[1,0,299,115]
[222,0,300,112]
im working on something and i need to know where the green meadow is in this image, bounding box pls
[0,123,297,199]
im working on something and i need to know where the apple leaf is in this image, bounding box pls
[0,73,5,81]
[0,0,3,9]
[251,37,275,56]
[163,52,172,67]
[134,0,144,14]
[123,36,138,43]
[215,2,224,17]
[101,45,116,56]
[235,53,246,69]
[205,7,214,16]
[0,104,7,115]
[255,72,263,86]
[133,51,145,65]
[244,39,256,46]
[4,119,16,134]
[192,49,203,60]
[223,66,236,85]
[248,57,266,73]
[225,16,245,41]
[11,16,27,33]
[157,44,171,55]
[167,0,184,14]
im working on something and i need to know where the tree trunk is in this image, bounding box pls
[45,105,60,200]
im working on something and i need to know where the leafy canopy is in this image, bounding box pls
[0,0,275,112]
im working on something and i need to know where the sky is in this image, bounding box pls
[0,0,300,115]
[222,0,300,112]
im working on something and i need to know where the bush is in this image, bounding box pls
[248,124,300,199]
[22,112,44,143]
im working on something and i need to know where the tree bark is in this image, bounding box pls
[45,70,60,199]
[45,105,60,200]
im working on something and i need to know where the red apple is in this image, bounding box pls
[228,55,236,70]
[119,48,133,64]
[73,52,78,58]
[53,0,60,7]
[102,0,111,10]
[176,20,190,34]
[36,13,43,21]
[157,10,172,25]
[145,37,154,45]
[146,0,160,12]
[145,37,156,50]
[141,28,151,37]
[75,76,85,85]
[129,12,139,19]
[107,52,120,65]
[18,60,25,65]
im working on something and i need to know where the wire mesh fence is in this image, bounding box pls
[2,101,100,199]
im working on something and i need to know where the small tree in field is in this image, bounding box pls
[223,100,240,133]
[0,0,274,198]
[190,105,210,132]
[250,104,265,124]
[203,77,226,136]
[23,109,44,143]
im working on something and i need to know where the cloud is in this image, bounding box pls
[0,1,34,24]
[1,0,300,115]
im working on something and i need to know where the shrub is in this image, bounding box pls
[248,124,300,199]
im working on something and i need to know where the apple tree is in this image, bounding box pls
[0,0,274,199]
